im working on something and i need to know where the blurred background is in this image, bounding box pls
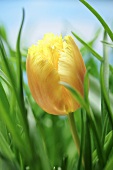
[0,0,113,51]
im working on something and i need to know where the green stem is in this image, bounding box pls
[68,112,80,155]
[77,110,85,170]
[100,65,113,128]
[101,30,109,144]
[103,31,109,91]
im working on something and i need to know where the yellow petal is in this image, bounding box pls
[26,33,86,115]
[58,36,86,96]
[27,56,61,114]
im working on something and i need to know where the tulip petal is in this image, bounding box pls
[26,53,74,115]
[26,34,86,115]
[58,36,86,111]
[58,36,86,95]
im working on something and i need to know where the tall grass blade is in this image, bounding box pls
[100,65,113,128]
[0,82,29,157]
[0,132,15,161]
[16,8,30,141]
[101,41,113,48]
[84,117,92,170]
[79,0,113,41]
[60,81,105,168]
[0,69,11,87]
[72,31,103,62]
[77,109,85,170]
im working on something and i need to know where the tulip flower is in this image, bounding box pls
[26,33,86,115]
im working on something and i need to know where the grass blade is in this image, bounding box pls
[16,8,30,140]
[100,65,113,128]
[16,8,25,95]
[72,31,103,62]
[0,69,11,87]
[104,131,113,161]
[0,10,32,155]
[0,132,15,161]
[79,0,113,41]
[0,82,29,157]
[101,31,109,145]
[80,28,101,53]
[77,109,85,170]
[84,116,92,170]
[60,81,105,168]
[101,41,113,48]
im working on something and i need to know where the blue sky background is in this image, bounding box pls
[0,0,113,56]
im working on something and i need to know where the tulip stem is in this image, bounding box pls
[68,112,80,155]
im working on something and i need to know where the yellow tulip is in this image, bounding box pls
[26,33,86,115]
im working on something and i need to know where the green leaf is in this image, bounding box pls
[101,41,113,48]
[68,112,80,159]
[0,25,12,52]
[60,81,105,168]
[104,156,113,170]
[84,117,92,170]
[0,36,16,87]
[60,81,86,109]
[61,156,68,170]
[94,131,113,170]
[77,109,85,170]
[0,25,8,43]
[0,132,15,161]
[72,31,103,62]
[104,131,113,160]
[102,31,109,91]
[79,0,113,41]
[109,65,113,74]
[16,8,25,95]
[101,31,109,146]
[15,8,30,144]
[82,72,91,169]
[0,82,28,157]
[0,69,11,87]
[100,65,113,129]
[84,68,90,103]
[92,131,113,167]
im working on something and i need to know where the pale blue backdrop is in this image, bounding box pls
[0,0,113,57]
